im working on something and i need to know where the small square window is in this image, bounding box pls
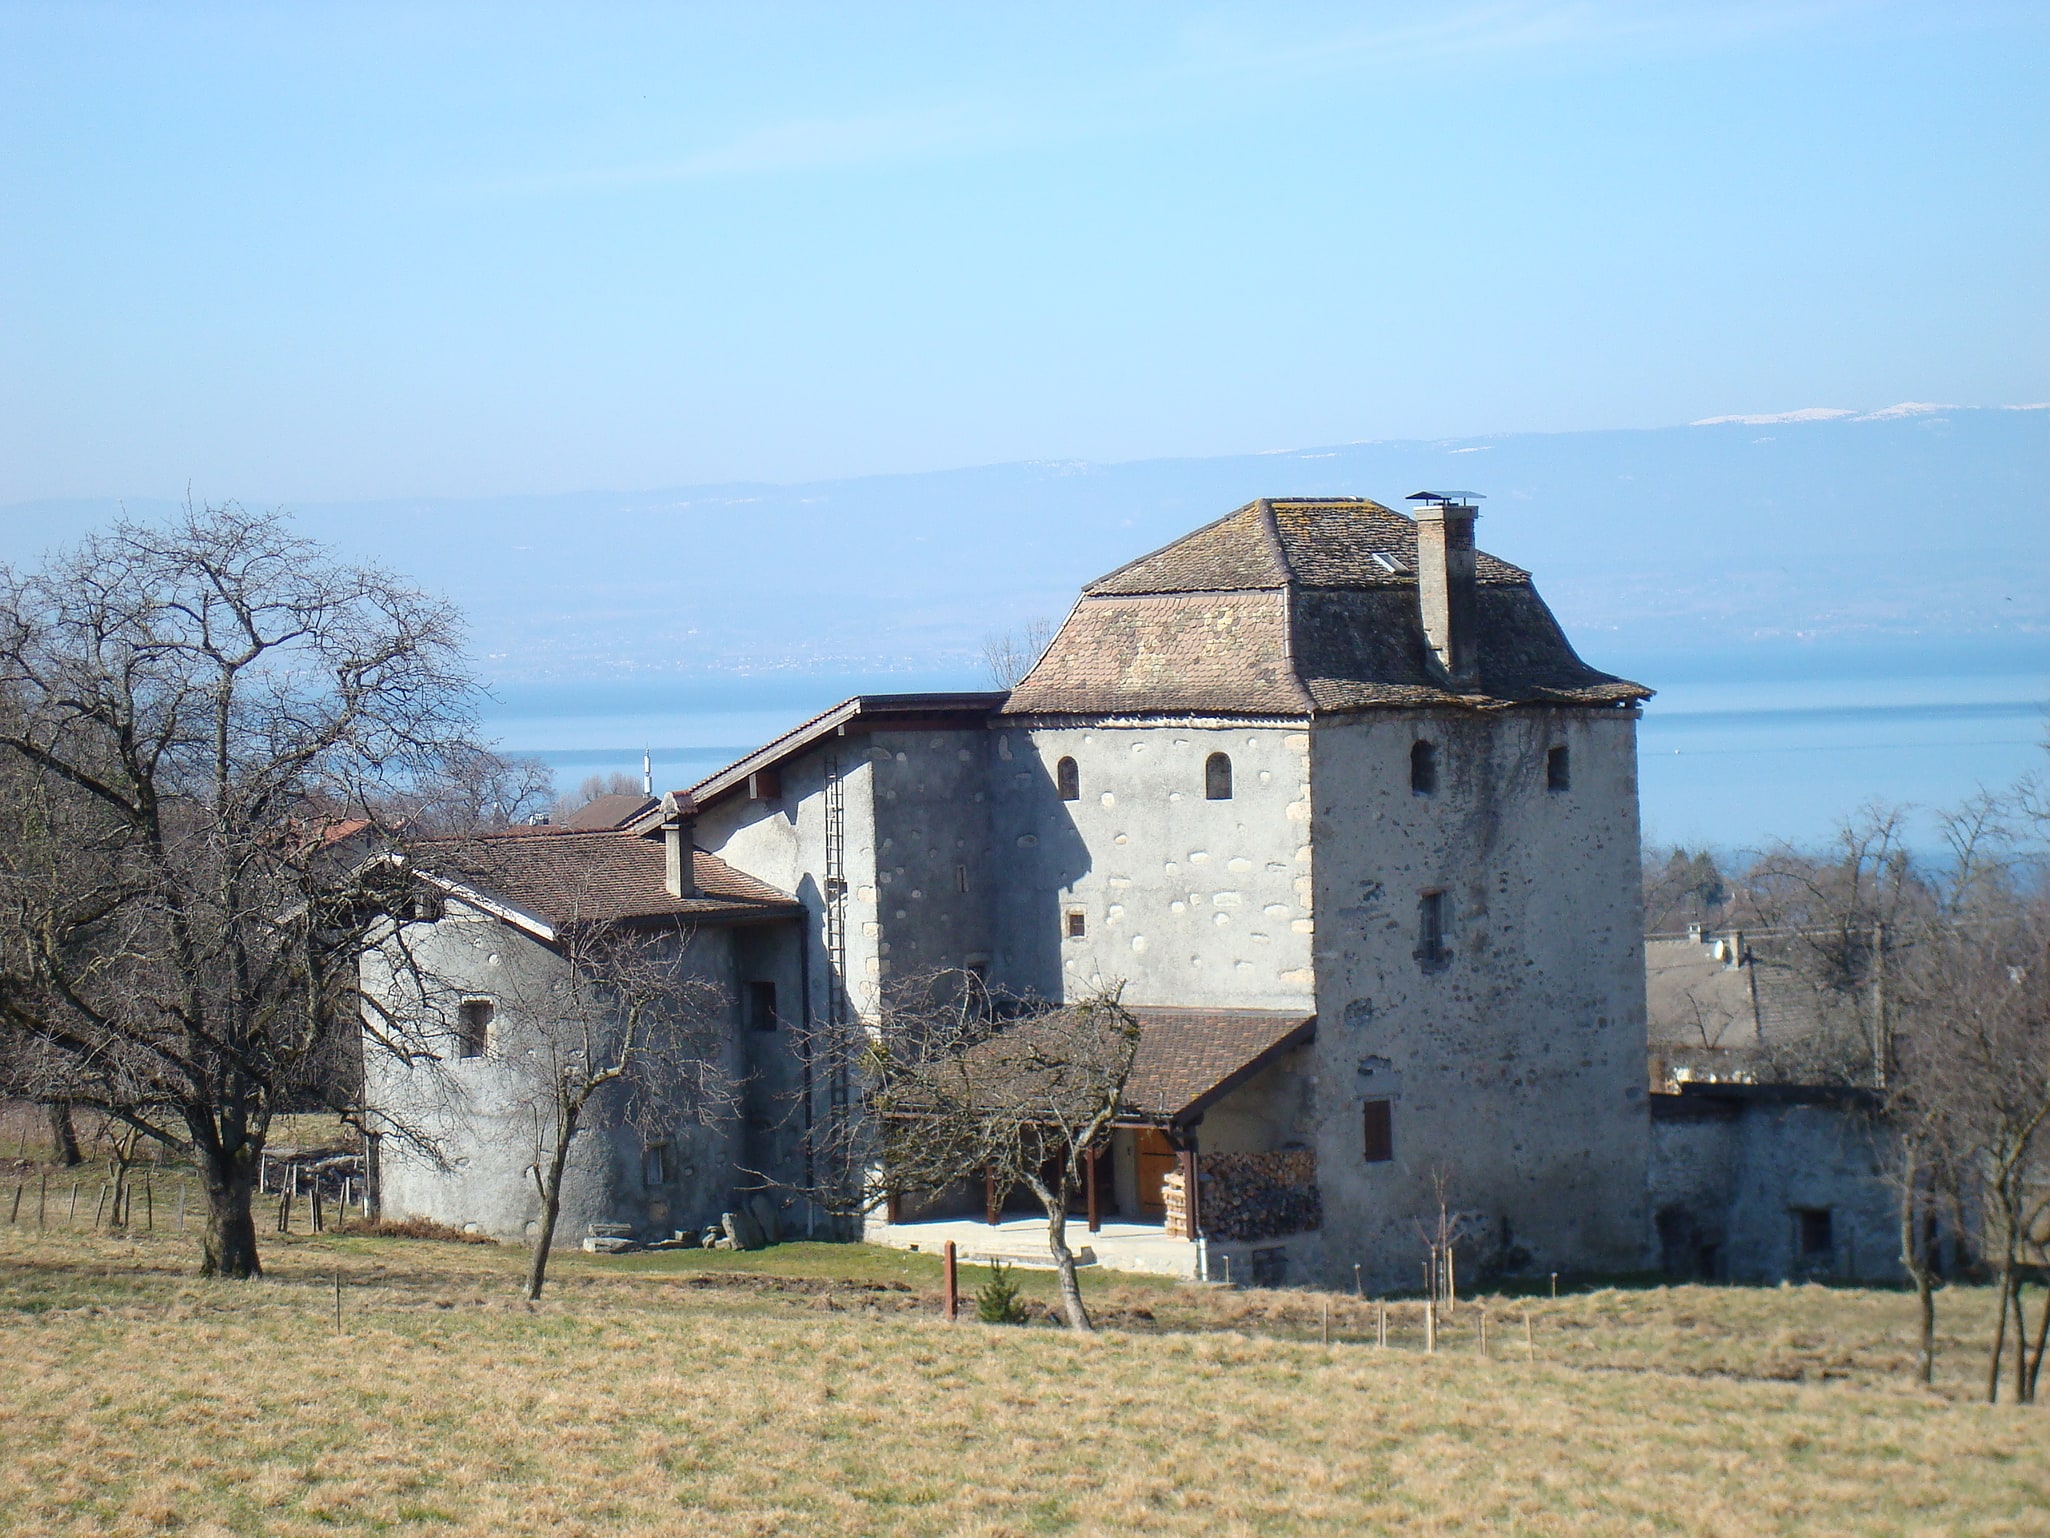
[1066,910,1086,939]
[1362,1100,1394,1163]
[456,999,493,1059]
[1796,1207,1833,1259]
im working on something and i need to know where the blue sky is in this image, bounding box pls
[2,2,2044,505]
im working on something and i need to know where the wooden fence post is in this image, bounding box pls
[7,1183,20,1224]
[1425,1299,1436,1354]
[944,1240,958,1322]
[1524,1310,1535,1363]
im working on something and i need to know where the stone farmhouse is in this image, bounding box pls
[364,493,1674,1289]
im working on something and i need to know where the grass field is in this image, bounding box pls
[3,1224,2048,1537]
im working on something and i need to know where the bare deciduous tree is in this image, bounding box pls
[798,970,1140,1332]
[0,504,487,1277]
[500,921,729,1302]
[981,619,1054,691]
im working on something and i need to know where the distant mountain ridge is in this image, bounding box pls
[4,407,2044,699]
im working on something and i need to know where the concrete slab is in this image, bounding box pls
[867,1215,1204,1280]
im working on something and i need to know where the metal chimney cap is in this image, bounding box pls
[1406,490,1485,507]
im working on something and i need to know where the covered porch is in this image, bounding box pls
[864,1006,1321,1284]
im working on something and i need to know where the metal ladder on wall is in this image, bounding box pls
[820,752,851,1208]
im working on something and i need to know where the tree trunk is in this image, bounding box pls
[46,1103,82,1167]
[2014,1276,2032,1405]
[196,1146,262,1279]
[1039,1187,1093,1332]
[524,1116,579,1303]
[2024,1277,2050,1403]
[1897,1163,1937,1386]
[1988,1262,2014,1404]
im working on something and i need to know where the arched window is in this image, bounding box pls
[1205,751,1233,801]
[1055,756,1079,801]
[1410,740,1438,796]
[1546,745,1570,793]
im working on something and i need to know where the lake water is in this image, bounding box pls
[486,662,2049,856]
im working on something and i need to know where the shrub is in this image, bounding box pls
[976,1260,1028,1325]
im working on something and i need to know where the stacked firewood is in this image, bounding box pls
[1197,1150,1321,1242]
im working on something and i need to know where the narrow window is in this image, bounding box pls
[1205,751,1233,801]
[1797,1207,1833,1259]
[745,981,778,1032]
[1418,891,1447,968]
[955,864,969,893]
[642,1141,672,1186]
[1066,910,1086,939]
[1410,740,1438,796]
[1055,756,1080,801]
[456,998,494,1059]
[1546,745,1570,793]
[1362,1100,1394,1163]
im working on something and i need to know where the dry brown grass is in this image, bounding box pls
[1,1227,2046,1537]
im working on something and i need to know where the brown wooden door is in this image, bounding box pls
[1134,1129,1175,1215]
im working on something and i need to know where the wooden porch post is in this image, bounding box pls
[1086,1142,1101,1234]
[1180,1143,1201,1240]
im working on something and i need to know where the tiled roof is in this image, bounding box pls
[557,793,657,831]
[994,592,1314,718]
[627,693,1009,826]
[1006,497,1648,716]
[1121,1007,1316,1123]
[1087,498,1528,596]
[418,828,801,933]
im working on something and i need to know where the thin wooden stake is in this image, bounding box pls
[1479,1306,1488,1357]
[1353,1263,1362,1297]
[68,1182,79,1223]
[1321,1297,1329,1346]
[334,1271,343,1334]
[1378,1300,1387,1348]
[38,1173,48,1229]
[7,1183,20,1224]
[93,1183,107,1228]
[1425,1299,1436,1354]
[1524,1310,1535,1362]
[144,1175,153,1232]
[943,1240,959,1322]
[177,1180,187,1233]
[1550,1271,1558,1299]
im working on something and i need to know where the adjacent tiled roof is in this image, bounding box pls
[557,793,658,831]
[1005,497,1649,716]
[417,828,801,934]
[1121,1007,1316,1124]
[631,693,1009,826]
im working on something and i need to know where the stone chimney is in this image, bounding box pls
[1408,492,1481,686]
[660,792,697,899]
